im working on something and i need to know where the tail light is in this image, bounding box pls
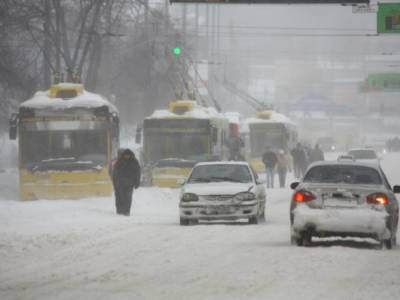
[367,193,389,206]
[293,190,316,203]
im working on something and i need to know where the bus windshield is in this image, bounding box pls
[145,132,209,162]
[20,130,108,171]
[249,123,287,158]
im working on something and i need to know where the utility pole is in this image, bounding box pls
[165,0,169,28]
[53,0,61,79]
[209,6,216,101]
[194,4,199,87]
[43,0,51,88]
[182,4,187,98]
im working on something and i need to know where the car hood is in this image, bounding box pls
[183,182,254,196]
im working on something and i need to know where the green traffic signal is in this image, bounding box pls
[173,47,182,56]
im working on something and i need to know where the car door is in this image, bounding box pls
[380,167,399,229]
[250,166,266,214]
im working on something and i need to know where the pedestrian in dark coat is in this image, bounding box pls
[262,147,278,188]
[310,144,325,163]
[291,143,307,179]
[112,149,141,216]
[108,148,124,178]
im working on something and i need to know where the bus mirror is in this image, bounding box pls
[9,113,18,140]
[212,127,218,144]
[135,126,142,144]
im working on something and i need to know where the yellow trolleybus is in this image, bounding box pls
[141,100,229,188]
[242,111,298,174]
[9,83,119,200]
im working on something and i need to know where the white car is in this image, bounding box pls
[179,162,266,225]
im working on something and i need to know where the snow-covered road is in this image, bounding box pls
[1,154,400,300]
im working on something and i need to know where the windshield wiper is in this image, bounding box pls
[189,178,211,183]
[210,176,244,183]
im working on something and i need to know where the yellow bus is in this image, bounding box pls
[242,111,298,174]
[9,83,119,200]
[140,100,229,188]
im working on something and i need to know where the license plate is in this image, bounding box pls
[323,198,359,208]
[206,206,233,215]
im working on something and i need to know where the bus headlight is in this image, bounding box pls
[235,192,256,201]
[181,193,199,202]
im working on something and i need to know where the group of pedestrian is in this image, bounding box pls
[262,148,291,189]
[386,137,400,152]
[291,143,324,179]
[262,142,325,188]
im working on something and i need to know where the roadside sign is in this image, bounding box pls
[377,3,400,34]
[360,73,400,93]
[352,4,377,14]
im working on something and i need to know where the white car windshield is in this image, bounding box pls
[304,165,382,185]
[188,164,253,183]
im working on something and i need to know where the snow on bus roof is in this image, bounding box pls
[224,112,241,124]
[244,111,294,125]
[147,104,224,120]
[21,84,117,113]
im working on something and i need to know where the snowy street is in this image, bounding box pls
[1,154,400,300]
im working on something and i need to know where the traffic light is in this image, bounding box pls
[173,47,182,57]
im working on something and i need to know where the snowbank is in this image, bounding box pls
[1,154,400,299]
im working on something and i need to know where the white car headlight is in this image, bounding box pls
[235,192,256,201]
[181,193,199,202]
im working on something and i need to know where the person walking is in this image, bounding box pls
[276,150,289,188]
[108,148,124,178]
[291,146,300,179]
[227,134,244,161]
[291,143,307,179]
[262,147,278,189]
[112,149,141,216]
[310,144,325,163]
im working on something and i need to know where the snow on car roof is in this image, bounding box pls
[308,160,381,170]
[194,161,250,167]
[348,148,377,152]
[21,84,117,113]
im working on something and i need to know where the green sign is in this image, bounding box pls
[378,3,400,34]
[173,47,182,56]
[360,73,400,92]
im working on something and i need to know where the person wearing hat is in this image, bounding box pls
[112,149,141,216]
[276,149,289,188]
[262,147,278,189]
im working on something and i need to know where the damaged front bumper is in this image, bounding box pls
[180,201,258,221]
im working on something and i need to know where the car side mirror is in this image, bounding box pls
[290,182,300,190]
[211,127,218,145]
[177,178,186,186]
[256,177,266,185]
[9,113,18,140]
[393,185,400,194]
